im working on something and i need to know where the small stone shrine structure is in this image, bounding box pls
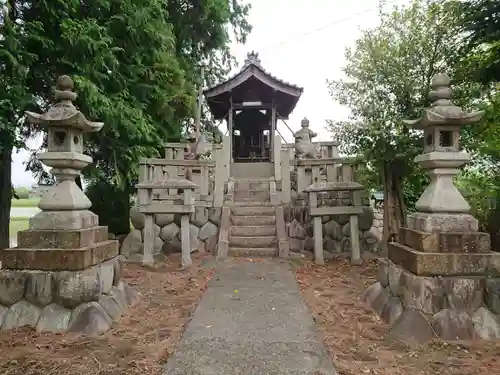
[123,51,382,263]
[0,76,137,334]
[363,73,500,343]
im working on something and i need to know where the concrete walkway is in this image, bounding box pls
[163,258,337,375]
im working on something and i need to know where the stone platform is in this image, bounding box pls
[388,227,500,276]
[163,259,337,374]
[0,254,138,334]
[0,226,139,334]
[363,258,500,345]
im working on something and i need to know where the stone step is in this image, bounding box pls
[231,201,272,207]
[229,235,277,248]
[234,182,270,191]
[230,226,277,237]
[234,190,270,200]
[231,215,276,226]
[228,247,277,257]
[231,206,275,216]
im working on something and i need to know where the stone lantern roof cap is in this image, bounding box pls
[25,75,104,132]
[404,73,484,129]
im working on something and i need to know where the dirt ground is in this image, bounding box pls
[293,255,500,375]
[0,253,215,375]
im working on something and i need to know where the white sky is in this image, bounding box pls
[11,0,408,187]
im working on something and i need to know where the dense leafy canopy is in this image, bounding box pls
[0,0,251,244]
[327,0,500,246]
[327,0,463,245]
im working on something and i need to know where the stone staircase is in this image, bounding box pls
[228,179,278,257]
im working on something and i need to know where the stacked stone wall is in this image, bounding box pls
[284,191,382,257]
[363,259,500,342]
[0,256,137,334]
[122,206,221,259]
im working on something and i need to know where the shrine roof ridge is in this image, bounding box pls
[203,51,304,98]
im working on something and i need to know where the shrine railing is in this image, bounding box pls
[138,139,230,209]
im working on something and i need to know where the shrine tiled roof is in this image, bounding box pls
[204,51,303,98]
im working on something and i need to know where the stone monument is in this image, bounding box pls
[0,76,137,334]
[294,118,317,159]
[363,73,500,344]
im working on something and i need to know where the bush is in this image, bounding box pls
[85,179,132,236]
[14,187,31,199]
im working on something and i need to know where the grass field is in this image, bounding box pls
[9,217,30,243]
[11,198,40,208]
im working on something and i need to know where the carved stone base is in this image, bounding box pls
[0,256,138,335]
[363,259,500,345]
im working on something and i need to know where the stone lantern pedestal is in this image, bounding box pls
[0,76,137,334]
[363,74,500,345]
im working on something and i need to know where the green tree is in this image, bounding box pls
[326,0,463,248]
[0,0,251,244]
[460,0,500,84]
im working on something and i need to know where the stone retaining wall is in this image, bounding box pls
[121,206,221,259]
[284,192,383,257]
[0,256,137,334]
[363,258,500,343]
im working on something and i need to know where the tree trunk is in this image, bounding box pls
[0,145,13,250]
[381,162,406,251]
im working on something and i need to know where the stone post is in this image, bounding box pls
[136,179,198,268]
[0,76,137,334]
[362,73,500,345]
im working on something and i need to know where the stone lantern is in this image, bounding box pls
[0,76,137,334]
[26,75,103,230]
[404,73,483,217]
[362,73,500,345]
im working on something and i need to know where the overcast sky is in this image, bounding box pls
[11,0,408,187]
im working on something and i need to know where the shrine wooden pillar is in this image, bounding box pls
[228,93,233,163]
[270,96,276,162]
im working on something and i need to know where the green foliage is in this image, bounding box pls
[0,0,252,242]
[86,178,133,236]
[456,167,497,231]
[327,0,463,211]
[459,0,500,84]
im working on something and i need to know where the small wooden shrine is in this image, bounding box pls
[204,51,303,164]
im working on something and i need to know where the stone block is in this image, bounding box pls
[54,266,102,308]
[485,278,500,314]
[407,212,478,233]
[36,303,71,332]
[377,259,389,287]
[0,270,27,306]
[431,309,474,341]
[25,271,53,306]
[1,240,119,271]
[441,277,483,310]
[387,308,436,346]
[472,307,500,340]
[120,230,142,257]
[29,209,99,230]
[388,241,500,276]
[68,301,112,336]
[381,295,403,325]
[400,228,490,253]
[2,300,41,330]
[17,226,108,249]
[399,268,444,314]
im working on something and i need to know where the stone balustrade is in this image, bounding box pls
[121,139,226,266]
